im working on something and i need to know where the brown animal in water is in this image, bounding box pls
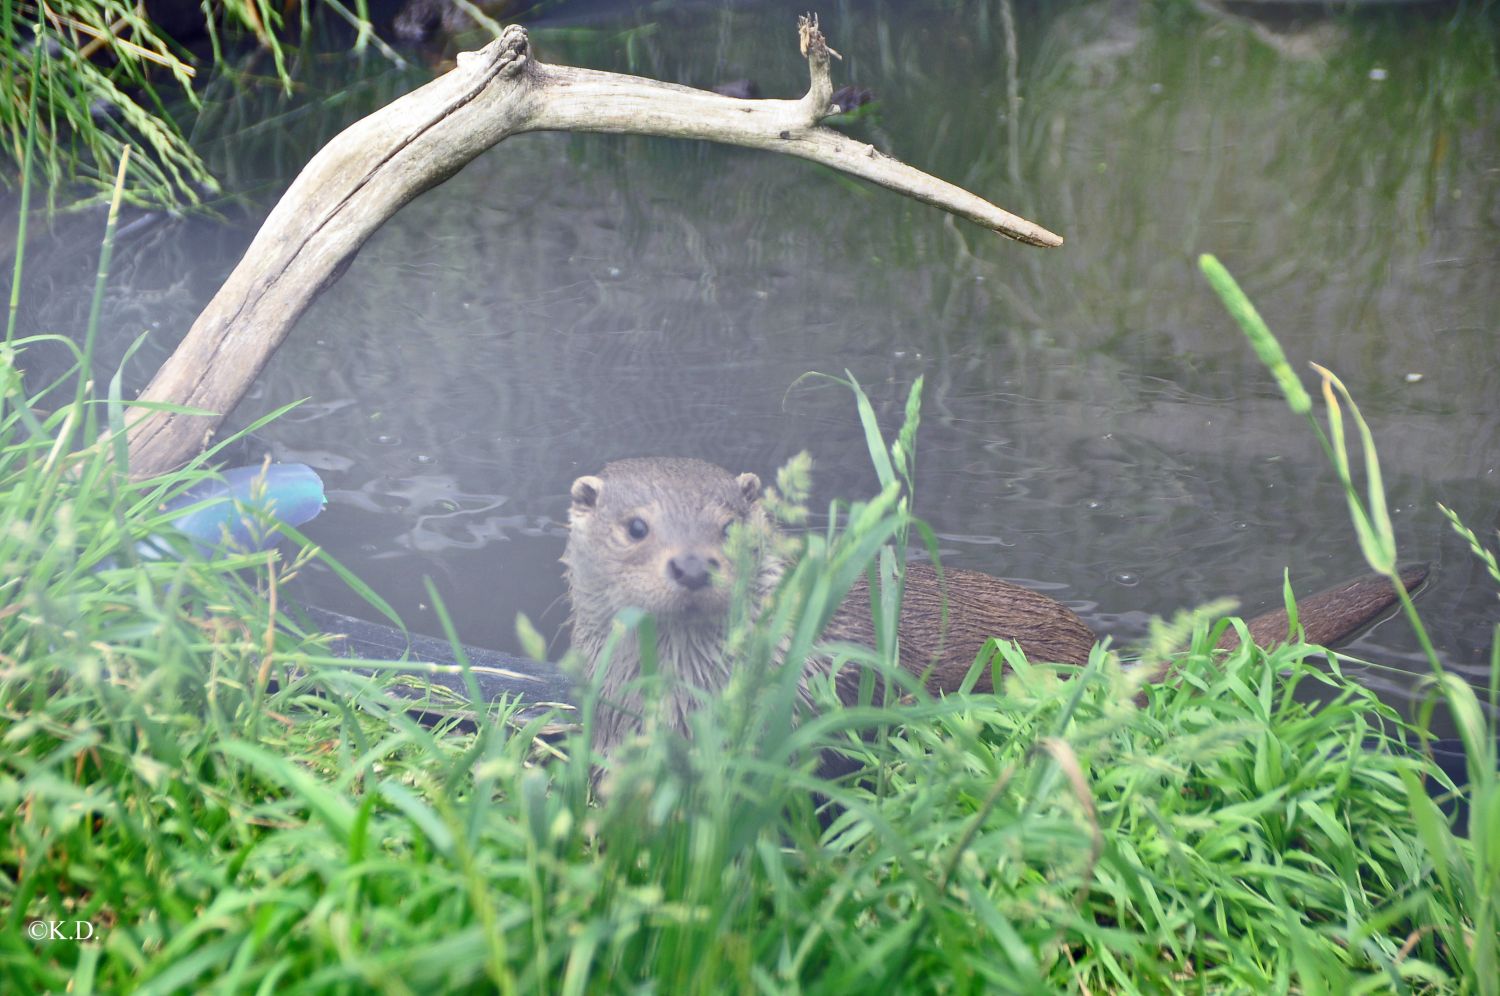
[563,457,1426,755]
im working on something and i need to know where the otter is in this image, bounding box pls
[563,457,1426,755]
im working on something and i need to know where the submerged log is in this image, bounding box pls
[124,15,1061,478]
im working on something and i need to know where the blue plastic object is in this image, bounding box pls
[163,463,326,553]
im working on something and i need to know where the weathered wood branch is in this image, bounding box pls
[124,16,1062,479]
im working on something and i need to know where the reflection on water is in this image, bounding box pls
[15,0,1499,703]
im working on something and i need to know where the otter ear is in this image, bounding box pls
[736,472,762,504]
[570,475,603,513]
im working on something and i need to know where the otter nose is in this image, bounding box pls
[667,552,716,591]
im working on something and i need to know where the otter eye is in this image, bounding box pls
[626,517,650,541]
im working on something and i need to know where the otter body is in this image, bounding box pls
[564,457,1423,754]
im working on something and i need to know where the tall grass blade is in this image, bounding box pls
[1197,254,1312,414]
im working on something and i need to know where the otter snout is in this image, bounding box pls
[667,551,719,591]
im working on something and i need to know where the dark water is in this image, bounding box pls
[13,0,1500,704]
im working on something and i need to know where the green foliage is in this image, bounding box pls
[0,0,394,210]
[1202,252,1500,996]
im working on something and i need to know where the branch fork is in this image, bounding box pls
[125,15,1062,478]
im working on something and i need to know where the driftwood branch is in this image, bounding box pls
[125,16,1062,479]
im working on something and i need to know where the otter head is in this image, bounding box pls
[562,458,764,630]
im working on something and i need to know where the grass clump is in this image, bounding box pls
[1200,253,1498,995]
[0,1,404,210]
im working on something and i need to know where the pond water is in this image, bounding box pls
[16,0,1500,705]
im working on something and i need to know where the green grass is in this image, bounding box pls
[0,0,408,210]
[1,161,1496,993]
